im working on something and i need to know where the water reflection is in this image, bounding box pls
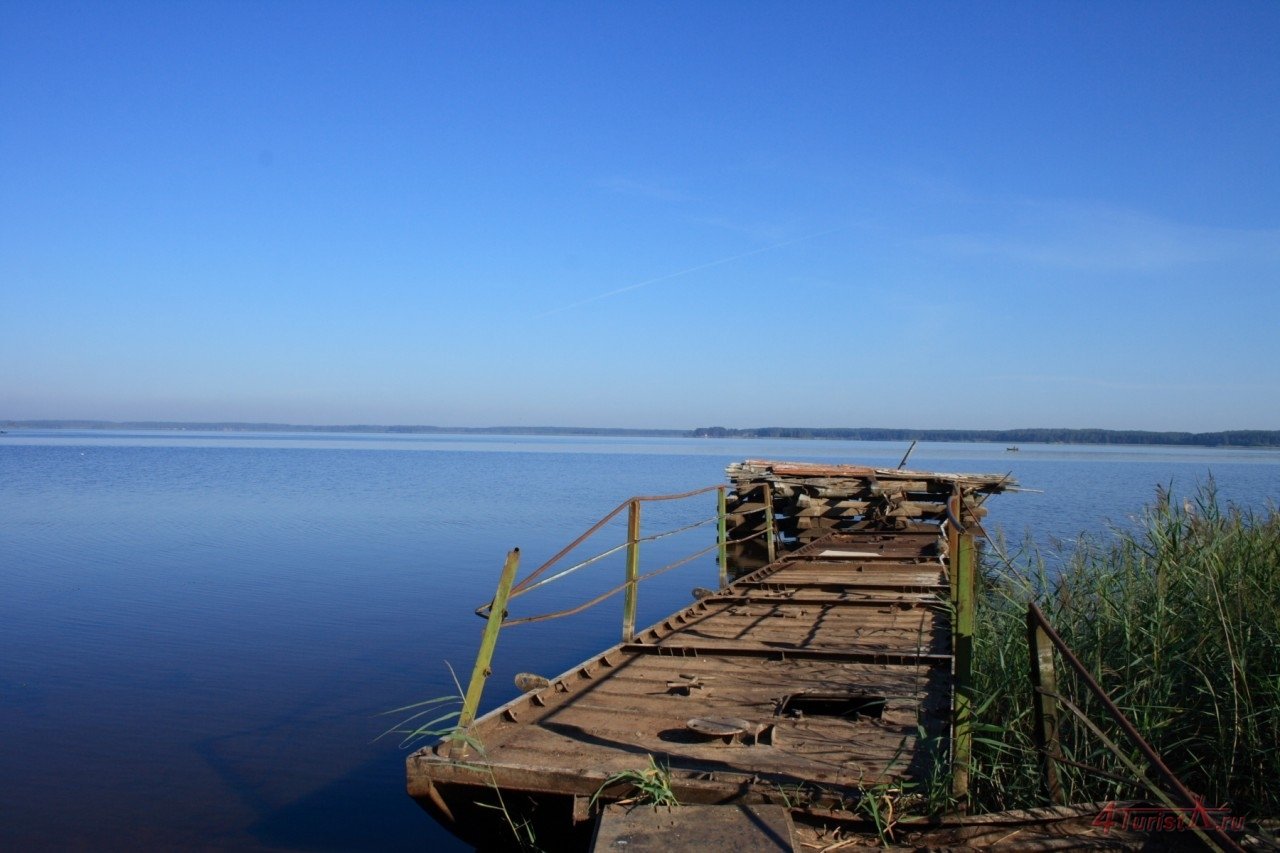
[0,431,1275,850]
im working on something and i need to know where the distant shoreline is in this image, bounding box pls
[3,420,1279,449]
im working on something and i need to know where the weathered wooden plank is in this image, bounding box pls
[592,804,796,852]
[666,609,945,639]
[765,571,947,586]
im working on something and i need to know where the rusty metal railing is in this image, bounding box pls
[1026,602,1244,853]
[457,484,776,728]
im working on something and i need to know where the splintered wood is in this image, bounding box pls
[725,459,1014,544]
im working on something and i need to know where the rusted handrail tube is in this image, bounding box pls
[1047,688,1225,852]
[639,514,717,544]
[476,485,759,629]
[504,540,723,627]
[480,513,720,613]
[725,528,768,546]
[630,484,725,502]
[1027,602,1243,853]
[500,541,630,603]
[508,484,722,595]
[945,494,964,533]
[1042,751,1151,788]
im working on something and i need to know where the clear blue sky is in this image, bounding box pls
[3,1,1278,431]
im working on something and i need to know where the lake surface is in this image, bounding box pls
[2,430,1277,850]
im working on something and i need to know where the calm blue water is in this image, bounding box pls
[2,431,1277,850]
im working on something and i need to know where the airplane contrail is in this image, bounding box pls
[534,226,845,319]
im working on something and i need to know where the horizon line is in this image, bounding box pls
[3,419,1277,438]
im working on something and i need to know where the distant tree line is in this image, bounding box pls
[692,426,1280,447]
[6,421,1278,447]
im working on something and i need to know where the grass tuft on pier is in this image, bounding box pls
[969,483,1280,818]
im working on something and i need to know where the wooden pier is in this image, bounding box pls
[406,461,1012,848]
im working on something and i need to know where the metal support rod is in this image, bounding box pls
[509,484,721,597]
[717,486,728,588]
[762,482,776,563]
[951,532,976,805]
[897,439,918,470]
[1027,613,1065,805]
[622,500,641,642]
[1027,603,1243,853]
[458,548,521,731]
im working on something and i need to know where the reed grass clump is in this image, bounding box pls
[969,484,1280,818]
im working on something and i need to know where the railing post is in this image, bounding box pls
[951,532,976,805]
[622,500,641,642]
[947,490,961,600]
[762,482,776,563]
[458,548,521,733]
[717,486,728,588]
[1027,609,1066,805]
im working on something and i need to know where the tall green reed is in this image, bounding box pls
[968,483,1280,818]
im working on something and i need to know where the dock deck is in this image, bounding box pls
[405,462,1255,852]
[407,523,971,846]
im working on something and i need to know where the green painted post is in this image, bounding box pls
[763,482,776,563]
[458,548,521,732]
[717,486,728,588]
[952,532,976,805]
[1027,611,1066,805]
[622,500,641,642]
[947,492,961,601]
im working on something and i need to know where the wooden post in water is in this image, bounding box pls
[623,500,641,642]
[1027,609,1066,805]
[762,482,776,563]
[951,532,976,805]
[458,548,521,733]
[717,487,728,588]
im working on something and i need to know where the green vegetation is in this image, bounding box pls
[695,425,1280,447]
[378,673,543,850]
[377,693,466,750]
[9,419,1280,446]
[967,484,1280,818]
[592,755,680,810]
